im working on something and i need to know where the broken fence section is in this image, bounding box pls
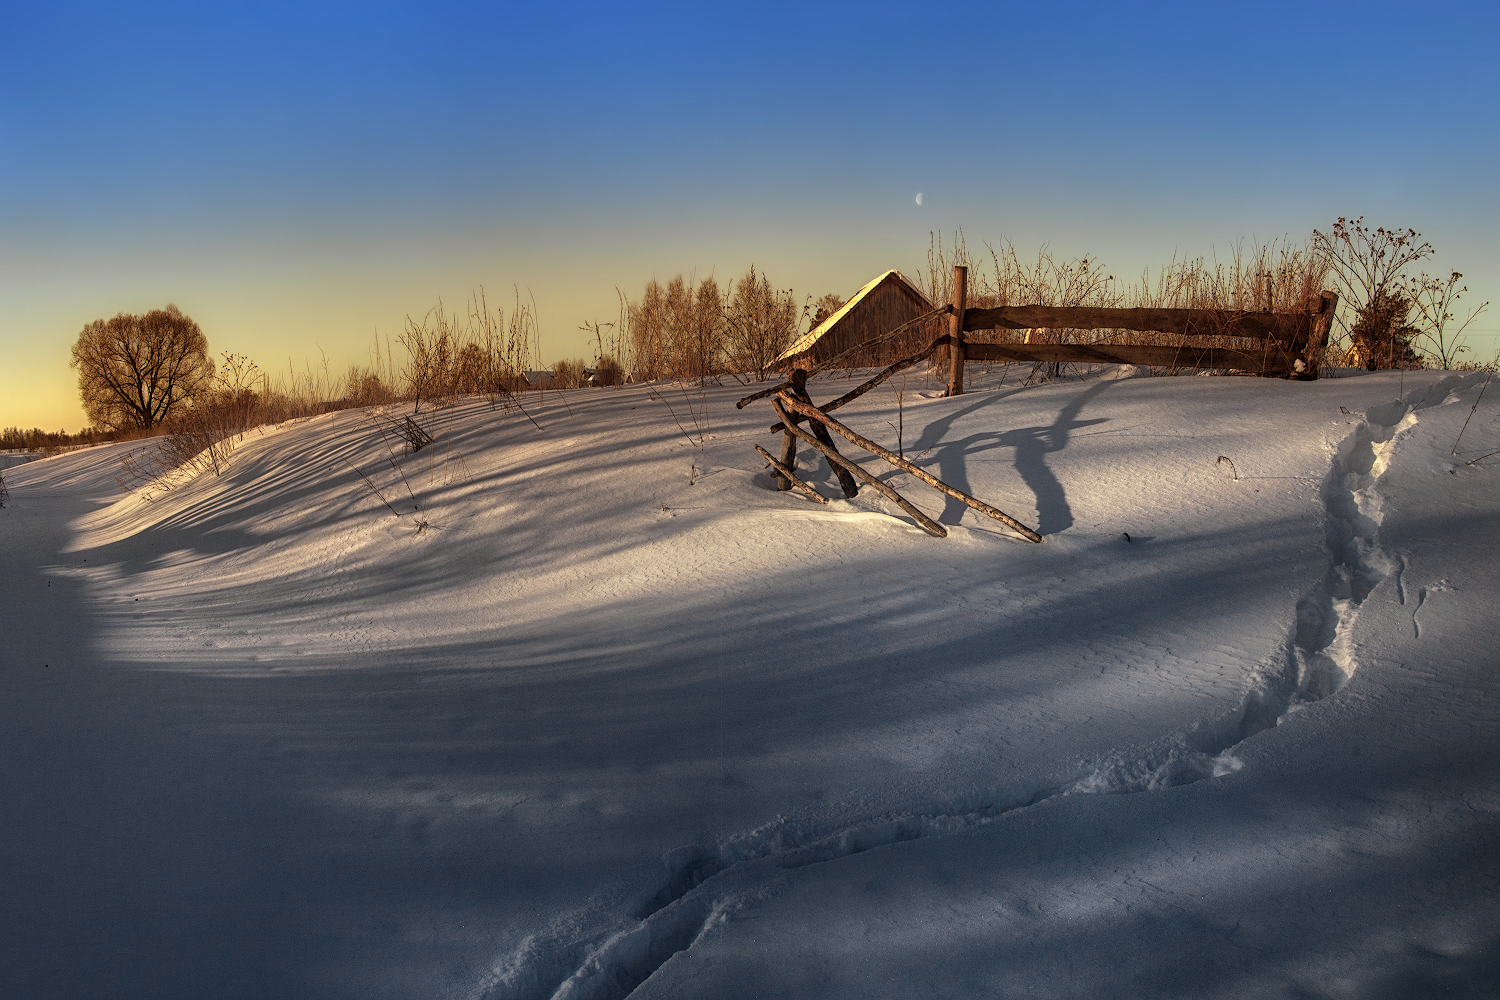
[743,366,1042,542]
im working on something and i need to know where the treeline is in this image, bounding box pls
[620,266,843,383]
[1,426,120,452]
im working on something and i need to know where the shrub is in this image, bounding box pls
[594,354,624,386]
[551,357,590,388]
[1313,218,1433,369]
[1406,271,1490,370]
[398,289,537,411]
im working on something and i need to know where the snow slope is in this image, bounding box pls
[2,367,1496,998]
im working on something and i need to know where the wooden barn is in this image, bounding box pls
[776,269,946,371]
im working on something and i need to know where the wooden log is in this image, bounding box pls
[961,342,1296,373]
[787,372,859,499]
[775,430,798,490]
[946,265,968,397]
[735,378,792,410]
[962,304,1316,343]
[776,393,1043,543]
[772,398,946,537]
[768,337,946,434]
[755,444,829,504]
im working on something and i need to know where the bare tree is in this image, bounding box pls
[70,305,215,431]
[723,266,799,381]
[628,275,725,379]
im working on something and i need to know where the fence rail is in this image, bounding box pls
[962,304,1324,342]
[961,341,1302,373]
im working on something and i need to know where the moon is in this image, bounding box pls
[914,192,923,206]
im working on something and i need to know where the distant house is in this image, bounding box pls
[776,269,946,371]
[524,370,555,389]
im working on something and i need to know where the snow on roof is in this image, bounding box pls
[775,269,932,364]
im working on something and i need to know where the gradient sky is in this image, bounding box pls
[3,0,1497,431]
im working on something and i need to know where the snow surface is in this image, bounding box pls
[3,367,1497,998]
[0,451,43,471]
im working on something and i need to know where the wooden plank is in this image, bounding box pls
[961,342,1296,373]
[946,265,968,397]
[1314,291,1339,346]
[962,304,1316,343]
[772,398,946,537]
[1293,290,1340,382]
[777,393,1043,543]
[755,444,829,504]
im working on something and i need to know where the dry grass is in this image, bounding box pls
[399,288,537,411]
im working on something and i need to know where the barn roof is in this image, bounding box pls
[776,269,932,365]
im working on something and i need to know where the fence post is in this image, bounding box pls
[946,265,968,397]
[1297,289,1339,381]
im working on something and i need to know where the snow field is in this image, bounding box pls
[2,367,1496,998]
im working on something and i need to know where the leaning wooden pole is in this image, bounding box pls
[946,265,968,397]
[772,398,946,537]
[754,444,829,504]
[776,393,1043,543]
[787,369,858,499]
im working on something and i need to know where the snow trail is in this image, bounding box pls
[479,374,1484,1000]
[1283,376,1473,705]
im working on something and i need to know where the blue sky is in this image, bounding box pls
[3,0,1497,430]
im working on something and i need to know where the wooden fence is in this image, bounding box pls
[942,265,1339,394]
